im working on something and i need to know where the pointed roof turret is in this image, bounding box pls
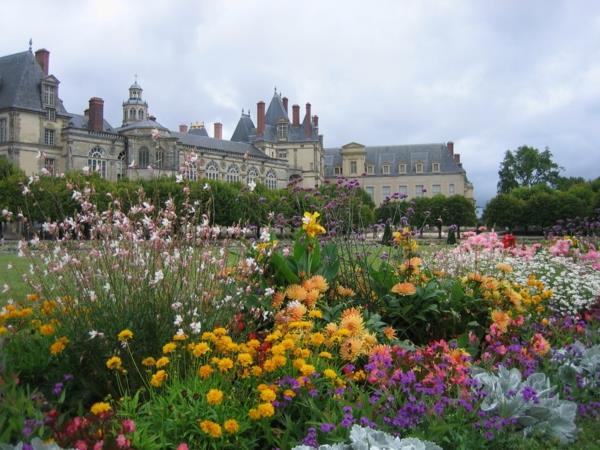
[231,111,256,143]
[265,91,288,126]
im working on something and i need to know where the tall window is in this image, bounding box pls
[432,184,441,194]
[277,122,288,140]
[44,129,55,146]
[0,118,7,143]
[398,185,408,196]
[350,161,357,174]
[117,151,127,180]
[432,162,441,173]
[44,157,55,175]
[184,166,198,181]
[398,163,407,174]
[366,165,374,175]
[415,162,424,174]
[382,186,390,199]
[138,109,144,120]
[365,186,374,199]
[43,85,55,106]
[334,167,341,175]
[129,109,135,120]
[415,185,424,197]
[45,108,55,121]
[226,165,240,183]
[266,171,277,190]
[247,167,259,185]
[88,147,107,178]
[156,148,165,169]
[449,183,455,194]
[382,164,390,175]
[205,162,219,180]
[138,147,150,168]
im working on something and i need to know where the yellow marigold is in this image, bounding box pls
[293,358,306,370]
[491,310,511,333]
[206,388,224,405]
[272,354,287,367]
[300,364,316,376]
[304,275,329,294]
[49,336,69,355]
[257,402,275,418]
[223,419,240,434]
[117,329,134,342]
[260,388,276,402]
[213,327,228,336]
[391,282,417,296]
[199,420,222,438]
[263,358,277,372]
[383,326,397,340]
[142,357,156,367]
[281,338,296,350]
[217,357,234,372]
[0,326,7,336]
[173,333,187,341]
[39,324,55,336]
[155,356,170,368]
[310,332,325,346]
[302,211,326,238]
[162,342,177,354]
[286,284,308,302]
[198,364,214,379]
[319,351,333,359]
[248,408,261,420]
[27,293,40,301]
[237,352,253,367]
[106,356,122,370]
[251,365,263,377]
[150,369,167,387]
[193,342,211,357]
[202,331,216,341]
[90,402,111,415]
[337,286,356,297]
[308,309,323,319]
[323,368,337,379]
[283,389,296,399]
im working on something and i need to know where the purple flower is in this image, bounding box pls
[53,382,64,396]
[319,422,335,433]
[302,427,319,448]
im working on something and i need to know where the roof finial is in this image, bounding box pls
[241,108,244,115]
[274,86,277,95]
[134,73,138,83]
[28,38,32,52]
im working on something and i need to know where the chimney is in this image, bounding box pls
[257,101,265,136]
[88,97,104,133]
[35,49,49,76]
[453,153,461,164]
[447,141,454,156]
[292,104,300,126]
[214,122,223,140]
[282,96,288,113]
[304,102,312,138]
[179,124,188,133]
[312,115,319,128]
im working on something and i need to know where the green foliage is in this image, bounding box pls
[497,146,563,194]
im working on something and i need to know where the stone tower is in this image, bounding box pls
[122,77,148,126]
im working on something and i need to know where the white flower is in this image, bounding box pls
[174,314,183,326]
[190,321,202,334]
[2,284,9,293]
[203,183,210,190]
[248,180,256,192]
[264,287,275,297]
[175,174,184,184]
[88,330,105,340]
[82,166,90,175]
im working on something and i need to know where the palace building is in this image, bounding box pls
[0,46,472,204]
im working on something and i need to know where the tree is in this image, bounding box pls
[497,146,562,194]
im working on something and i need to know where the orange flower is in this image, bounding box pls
[337,286,356,298]
[531,333,550,356]
[286,285,308,302]
[304,275,329,294]
[491,310,511,333]
[271,291,286,309]
[383,326,396,340]
[391,282,417,296]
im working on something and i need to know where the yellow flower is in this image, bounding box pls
[302,211,326,238]
[323,368,337,379]
[192,342,211,357]
[319,351,333,359]
[106,356,122,370]
[257,402,275,418]
[310,332,325,346]
[283,389,296,399]
[39,324,55,336]
[117,329,133,342]
[206,389,224,405]
[162,342,177,354]
[49,336,69,355]
[308,309,323,319]
[150,370,167,387]
[237,352,253,367]
[260,388,276,402]
[223,419,240,434]
[198,364,214,379]
[199,420,222,438]
[391,282,417,296]
[251,366,263,377]
[155,356,170,368]
[0,326,7,336]
[248,408,261,420]
[142,357,156,367]
[496,263,513,273]
[337,286,356,297]
[300,364,315,376]
[213,327,228,336]
[286,284,308,302]
[90,402,111,415]
[304,275,329,294]
[173,333,187,341]
[217,358,234,372]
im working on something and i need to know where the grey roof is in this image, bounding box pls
[123,98,147,106]
[130,81,141,90]
[231,113,256,142]
[171,132,273,160]
[324,143,465,177]
[265,93,288,125]
[67,113,117,133]
[188,126,209,137]
[0,50,68,114]
[117,119,170,132]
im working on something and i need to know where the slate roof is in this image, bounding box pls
[116,119,170,132]
[171,132,273,160]
[0,50,68,114]
[265,94,288,125]
[188,126,209,137]
[324,143,465,177]
[231,113,256,142]
[67,113,118,133]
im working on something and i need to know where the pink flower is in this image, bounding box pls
[177,444,189,450]
[495,345,507,356]
[93,441,104,450]
[116,434,130,448]
[121,419,136,433]
[75,441,88,450]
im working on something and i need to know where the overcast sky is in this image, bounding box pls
[2,0,600,205]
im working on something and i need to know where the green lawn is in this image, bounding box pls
[0,252,30,304]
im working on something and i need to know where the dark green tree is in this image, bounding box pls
[497,146,562,193]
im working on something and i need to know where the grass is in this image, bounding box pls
[0,251,30,304]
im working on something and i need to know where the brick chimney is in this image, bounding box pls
[304,103,312,138]
[282,96,288,113]
[447,141,454,156]
[88,97,104,133]
[214,122,223,140]
[292,104,300,126]
[453,153,461,164]
[35,49,49,76]
[179,124,188,133]
[257,101,265,136]
[312,115,319,128]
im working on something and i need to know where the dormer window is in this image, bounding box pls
[415,162,424,174]
[366,165,374,175]
[334,166,342,175]
[432,162,441,173]
[398,163,407,174]
[277,121,288,141]
[382,164,390,175]
[43,84,55,107]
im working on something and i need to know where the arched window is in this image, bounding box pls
[117,150,127,180]
[266,171,278,190]
[226,165,240,183]
[205,162,219,180]
[88,147,107,178]
[138,109,144,120]
[156,148,165,169]
[247,167,259,185]
[138,147,150,169]
[129,109,135,119]
[184,166,197,181]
